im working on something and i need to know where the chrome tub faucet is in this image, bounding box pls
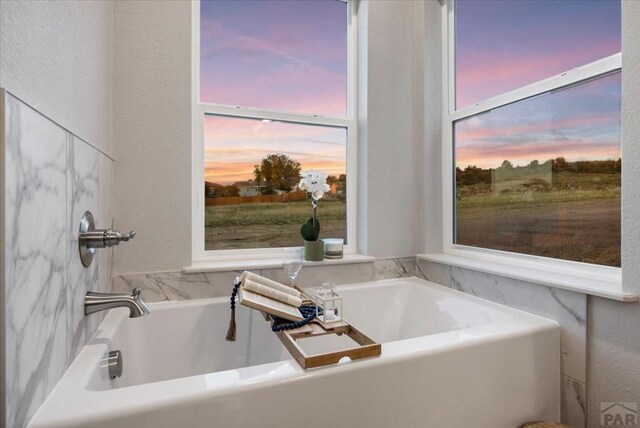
[85,288,151,318]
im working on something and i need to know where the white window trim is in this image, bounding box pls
[190,0,358,264]
[427,0,634,301]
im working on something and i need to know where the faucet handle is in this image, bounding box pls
[121,230,136,242]
[104,229,136,247]
[79,211,137,268]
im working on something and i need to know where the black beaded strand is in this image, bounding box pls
[271,305,319,332]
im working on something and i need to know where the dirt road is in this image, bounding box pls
[456,198,620,266]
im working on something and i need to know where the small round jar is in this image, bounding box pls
[323,238,344,259]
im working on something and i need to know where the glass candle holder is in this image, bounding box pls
[316,282,343,324]
[324,238,344,259]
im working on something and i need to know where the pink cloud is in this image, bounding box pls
[199,15,347,116]
[456,113,620,143]
[203,117,346,143]
[200,64,346,116]
[456,40,620,107]
[201,19,314,71]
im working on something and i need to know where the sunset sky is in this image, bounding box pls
[200,0,347,185]
[200,0,621,183]
[204,115,346,185]
[456,72,621,169]
[456,0,621,108]
[455,0,621,170]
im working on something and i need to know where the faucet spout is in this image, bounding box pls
[85,288,151,318]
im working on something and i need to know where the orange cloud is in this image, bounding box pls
[202,115,346,184]
[456,138,620,169]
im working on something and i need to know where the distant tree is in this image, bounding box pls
[457,165,491,185]
[220,185,239,197]
[500,160,514,169]
[253,154,302,191]
[553,157,568,171]
[260,186,275,195]
[576,161,591,173]
[529,160,540,168]
[326,173,348,200]
[205,186,216,198]
[253,166,263,184]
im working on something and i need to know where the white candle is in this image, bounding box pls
[324,238,344,259]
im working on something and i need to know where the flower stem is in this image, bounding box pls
[312,203,317,234]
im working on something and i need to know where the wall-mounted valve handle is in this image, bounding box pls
[104,230,136,247]
[79,211,136,267]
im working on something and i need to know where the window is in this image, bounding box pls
[193,0,357,260]
[446,0,622,268]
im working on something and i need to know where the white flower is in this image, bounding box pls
[299,170,330,201]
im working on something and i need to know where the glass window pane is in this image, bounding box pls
[204,115,347,250]
[455,0,621,108]
[454,72,621,267]
[200,0,347,117]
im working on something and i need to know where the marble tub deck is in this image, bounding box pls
[113,257,421,302]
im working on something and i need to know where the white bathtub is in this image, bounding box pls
[30,278,560,428]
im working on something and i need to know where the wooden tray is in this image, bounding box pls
[264,288,382,369]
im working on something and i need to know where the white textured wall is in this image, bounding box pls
[588,296,640,424]
[112,0,192,274]
[621,0,640,296]
[589,0,640,424]
[420,0,443,254]
[0,0,113,156]
[358,0,423,258]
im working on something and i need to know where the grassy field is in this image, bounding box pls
[456,172,621,267]
[205,169,620,266]
[205,199,346,250]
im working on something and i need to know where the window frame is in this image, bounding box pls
[441,0,622,278]
[191,0,358,263]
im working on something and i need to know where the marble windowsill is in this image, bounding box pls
[183,253,376,273]
[418,252,638,302]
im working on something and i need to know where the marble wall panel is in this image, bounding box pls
[4,94,68,428]
[3,93,114,427]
